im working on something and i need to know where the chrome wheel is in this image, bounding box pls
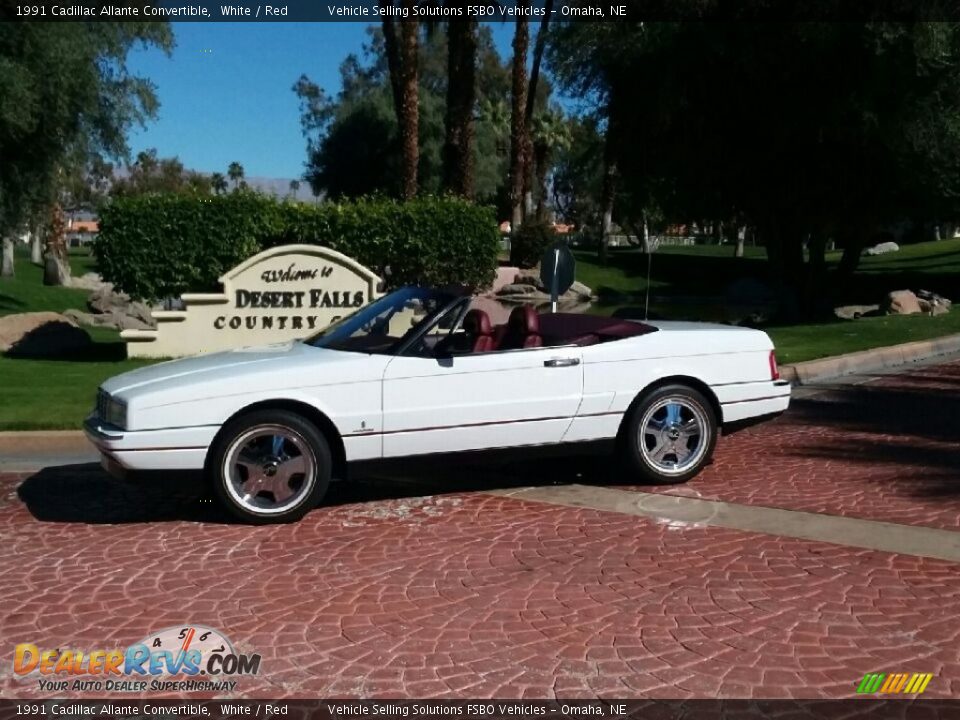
[223,424,316,516]
[637,396,710,476]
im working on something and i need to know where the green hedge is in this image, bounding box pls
[94,194,500,301]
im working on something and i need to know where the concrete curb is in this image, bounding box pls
[0,430,87,454]
[780,332,960,385]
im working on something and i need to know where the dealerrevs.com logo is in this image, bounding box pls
[13,625,261,693]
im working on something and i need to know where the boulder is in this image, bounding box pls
[882,289,922,315]
[0,312,91,358]
[864,241,900,256]
[69,272,111,292]
[497,283,540,297]
[834,304,880,320]
[63,309,100,327]
[569,280,594,299]
[87,287,155,329]
[514,272,544,290]
[916,289,952,315]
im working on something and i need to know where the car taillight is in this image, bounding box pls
[769,350,780,381]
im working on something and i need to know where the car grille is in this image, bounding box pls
[96,388,110,420]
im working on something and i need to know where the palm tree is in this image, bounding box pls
[227,162,244,190]
[380,2,419,199]
[443,17,478,198]
[0,235,13,279]
[210,172,228,195]
[509,11,532,230]
[288,179,301,198]
[479,98,511,158]
[531,110,572,220]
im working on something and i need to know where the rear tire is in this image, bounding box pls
[209,409,331,524]
[620,384,718,484]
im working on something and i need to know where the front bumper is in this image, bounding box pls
[83,416,218,473]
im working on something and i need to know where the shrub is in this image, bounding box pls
[95,194,500,301]
[509,221,556,269]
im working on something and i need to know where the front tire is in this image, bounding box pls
[621,384,718,484]
[209,410,331,524]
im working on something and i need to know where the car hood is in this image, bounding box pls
[101,341,361,396]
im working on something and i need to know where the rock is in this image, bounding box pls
[916,289,952,315]
[109,311,153,331]
[882,289,922,315]
[513,272,543,289]
[0,312,91,358]
[864,241,900,256]
[69,272,111,292]
[63,309,98,327]
[87,287,155,328]
[834,304,880,320]
[497,283,540,296]
[569,280,593,299]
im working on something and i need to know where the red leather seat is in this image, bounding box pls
[498,306,542,350]
[463,309,495,353]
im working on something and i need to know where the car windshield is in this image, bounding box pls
[305,286,459,354]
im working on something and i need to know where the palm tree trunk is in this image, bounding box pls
[525,0,553,124]
[380,10,404,124]
[1,237,14,278]
[43,202,70,286]
[443,18,477,198]
[30,225,43,265]
[600,164,615,266]
[534,143,549,221]
[509,12,531,231]
[398,8,419,200]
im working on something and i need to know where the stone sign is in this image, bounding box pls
[122,244,382,358]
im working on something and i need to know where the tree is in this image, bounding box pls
[295,26,510,203]
[530,109,572,220]
[211,173,228,195]
[288,179,301,198]
[443,18,478,198]
[111,149,212,196]
[379,3,420,199]
[509,12,532,231]
[0,22,173,283]
[0,236,13,278]
[227,161,245,190]
[549,19,960,316]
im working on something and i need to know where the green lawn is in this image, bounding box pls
[575,238,960,301]
[0,252,92,318]
[0,252,153,430]
[767,312,960,364]
[576,238,960,365]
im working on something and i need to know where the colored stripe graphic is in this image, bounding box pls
[857,672,932,694]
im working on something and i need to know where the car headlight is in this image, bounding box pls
[96,389,127,429]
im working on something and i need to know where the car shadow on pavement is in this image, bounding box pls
[16,463,228,524]
[16,450,628,524]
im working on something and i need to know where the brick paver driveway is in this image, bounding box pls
[1,361,959,700]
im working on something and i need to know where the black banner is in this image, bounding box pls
[1,700,959,720]
[5,0,960,22]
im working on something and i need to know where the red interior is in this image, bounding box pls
[464,307,656,353]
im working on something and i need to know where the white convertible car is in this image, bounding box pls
[85,286,790,523]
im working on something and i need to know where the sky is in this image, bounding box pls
[125,23,518,180]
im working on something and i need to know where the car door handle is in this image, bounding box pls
[544,357,580,367]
